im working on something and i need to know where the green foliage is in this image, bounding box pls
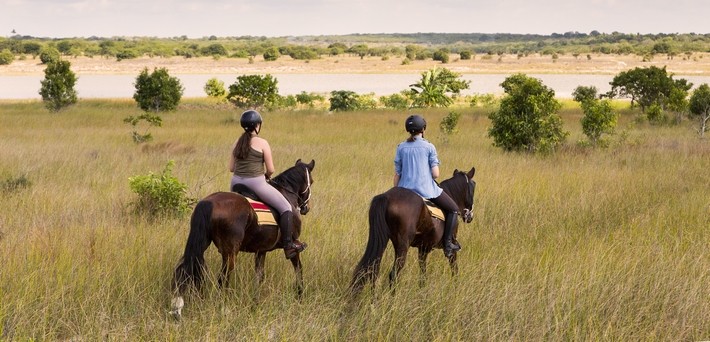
[227,74,279,110]
[356,93,378,110]
[688,83,710,137]
[0,49,14,65]
[460,51,472,60]
[439,111,461,144]
[39,60,78,112]
[329,90,361,111]
[115,49,139,61]
[1,174,32,194]
[200,43,227,56]
[203,78,226,99]
[488,73,568,153]
[432,48,450,63]
[579,99,618,145]
[128,161,193,217]
[295,91,325,107]
[39,47,60,64]
[408,67,470,108]
[572,85,598,103]
[646,103,667,125]
[469,93,498,107]
[123,112,163,143]
[133,67,184,112]
[379,93,411,110]
[607,66,692,113]
[347,44,369,58]
[263,47,280,61]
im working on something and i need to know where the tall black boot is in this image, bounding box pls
[442,211,461,258]
[278,211,306,259]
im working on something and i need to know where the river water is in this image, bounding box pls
[2,74,710,100]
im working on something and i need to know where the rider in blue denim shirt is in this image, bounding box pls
[394,115,461,257]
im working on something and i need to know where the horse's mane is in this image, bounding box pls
[271,164,305,192]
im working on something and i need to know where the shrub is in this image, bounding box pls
[580,99,618,145]
[39,60,78,112]
[688,83,710,137]
[295,91,325,108]
[204,78,226,99]
[460,51,472,60]
[1,174,32,194]
[227,74,279,110]
[329,90,360,111]
[0,49,14,65]
[439,111,461,144]
[116,49,139,61]
[123,112,163,144]
[128,161,193,217]
[39,47,60,64]
[380,93,411,110]
[263,47,280,61]
[133,67,184,112]
[433,49,450,63]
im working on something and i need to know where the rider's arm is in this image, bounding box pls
[261,139,276,178]
[393,173,400,187]
[431,165,440,179]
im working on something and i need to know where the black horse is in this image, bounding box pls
[170,159,315,318]
[350,167,476,294]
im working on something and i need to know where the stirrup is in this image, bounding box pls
[283,241,307,259]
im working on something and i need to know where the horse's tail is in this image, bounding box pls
[172,200,213,297]
[350,193,390,295]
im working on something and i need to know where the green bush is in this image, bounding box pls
[227,74,279,110]
[439,111,461,144]
[580,99,618,145]
[39,60,78,112]
[133,67,184,112]
[380,93,410,110]
[0,49,14,65]
[128,161,193,217]
[460,51,472,60]
[433,49,450,63]
[39,47,60,64]
[329,90,361,111]
[295,91,325,107]
[263,47,280,61]
[123,112,163,144]
[204,78,226,98]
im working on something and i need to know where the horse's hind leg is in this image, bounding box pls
[218,252,237,288]
[388,244,408,290]
[254,251,266,286]
[289,254,304,299]
[418,247,431,288]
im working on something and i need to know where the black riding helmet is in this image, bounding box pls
[240,110,262,133]
[405,114,426,134]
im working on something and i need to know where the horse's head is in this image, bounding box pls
[272,159,315,215]
[443,167,476,223]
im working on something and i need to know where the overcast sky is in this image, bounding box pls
[1,0,708,38]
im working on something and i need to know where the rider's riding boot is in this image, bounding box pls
[442,211,461,258]
[279,211,307,259]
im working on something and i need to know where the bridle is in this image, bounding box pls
[272,166,312,213]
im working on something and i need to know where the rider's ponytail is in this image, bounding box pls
[233,131,253,160]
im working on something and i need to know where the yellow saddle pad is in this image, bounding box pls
[245,198,278,226]
[423,199,445,221]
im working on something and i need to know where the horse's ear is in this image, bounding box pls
[295,158,302,165]
[467,166,476,179]
[453,169,459,176]
[306,159,315,171]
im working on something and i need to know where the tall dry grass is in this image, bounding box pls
[0,99,708,340]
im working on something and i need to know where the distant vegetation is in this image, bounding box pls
[1,32,709,62]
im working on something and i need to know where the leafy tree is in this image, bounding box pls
[39,47,60,64]
[488,73,568,153]
[39,60,78,112]
[573,85,617,145]
[133,67,184,112]
[688,83,710,137]
[408,67,470,108]
[123,112,163,143]
[204,77,226,99]
[200,43,227,56]
[329,90,361,111]
[227,74,279,110]
[263,47,280,61]
[572,85,598,103]
[348,44,369,59]
[0,49,13,65]
[607,66,691,113]
[439,111,461,144]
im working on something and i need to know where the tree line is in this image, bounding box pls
[1,31,710,65]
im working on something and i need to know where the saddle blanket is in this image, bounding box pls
[245,198,278,226]
[423,199,445,221]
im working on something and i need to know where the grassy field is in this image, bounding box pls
[0,100,708,340]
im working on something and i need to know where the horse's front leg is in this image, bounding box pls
[289,253,304,299]
[447,251,458,275]
[254,251,266,286]
[418,247,431,288]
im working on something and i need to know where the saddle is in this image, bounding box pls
[422,199,445,221]
[232,184,278,226]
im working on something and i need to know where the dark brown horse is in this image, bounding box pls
[170,159,315,318]
[350,167,476,294]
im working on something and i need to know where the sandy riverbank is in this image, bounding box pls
[2,53,710,76]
